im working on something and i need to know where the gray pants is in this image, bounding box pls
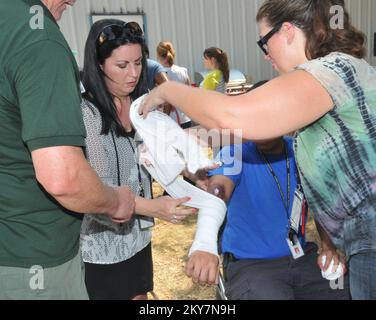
[223,243,351,300]
[0,252,88,300]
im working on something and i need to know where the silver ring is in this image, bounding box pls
[173,214,177,220]
[171,219,178,224]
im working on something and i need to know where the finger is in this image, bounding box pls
[324,254,332,271]
[339,256,347,274]
[199,268,210,285]
[196,180,209,192]
[139,98,147,115]
[317,255,323,269]
[332,255,340,272]
[175,208,199,218]
[111,218,126,224]
[143,159,153,167]
[170,216,180,224]
[208,265,218,285]
[191,264,201,284]
[185,260,194,278]
[215,266,220,286]
[175,197,192,206]
[204,162,222,171]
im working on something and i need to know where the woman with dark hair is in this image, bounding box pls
[80,19,197,300]
[141,0,376,299]
[200,47,230,94]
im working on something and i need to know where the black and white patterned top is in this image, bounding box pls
[80,99,152,264]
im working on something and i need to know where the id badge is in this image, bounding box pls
[137,216,155,230]
[286,232,305,259]
[290,188,304,233]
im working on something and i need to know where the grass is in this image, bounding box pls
[150,182,216,300]
[151,215,216,300]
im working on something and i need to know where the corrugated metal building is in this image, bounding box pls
[59,0,376,83]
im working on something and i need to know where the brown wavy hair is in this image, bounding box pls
[203,47,230,83]
[157,41,176,67]
[256,0,366,59]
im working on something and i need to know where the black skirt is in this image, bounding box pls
[84,242,153,300]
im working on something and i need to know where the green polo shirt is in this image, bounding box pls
[0,0,86,267]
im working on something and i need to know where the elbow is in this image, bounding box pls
[36,171,79,199]
[216,117,229,131]
[215,110,235,131]
[207,184,226,201]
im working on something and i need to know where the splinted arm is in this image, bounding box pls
[185,175,234,285]
[188,175,234,257]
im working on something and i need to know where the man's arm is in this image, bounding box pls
[185,174,235,285]
[32,146,135,223]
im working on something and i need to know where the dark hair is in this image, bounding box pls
[256,0,366,59]
[81,19,148,137]
[157,41,175,67]
[203,47,230,83]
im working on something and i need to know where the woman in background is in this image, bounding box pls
[157,41,193,128]
[200,47,230,94]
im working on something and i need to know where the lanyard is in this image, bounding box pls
[257,142,290,219]
[111,130,145,198]
[125,135,145,198]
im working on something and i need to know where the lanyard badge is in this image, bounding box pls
[290,188,304,233]
[286,187,305,259]
[286,230,305,259]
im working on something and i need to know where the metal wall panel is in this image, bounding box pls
[59,0,376,83]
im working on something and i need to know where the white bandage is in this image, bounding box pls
[321,256,345,281]
[130,95,227,256]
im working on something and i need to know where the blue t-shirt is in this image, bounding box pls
[209,137,306,260]
[147,59,166,90]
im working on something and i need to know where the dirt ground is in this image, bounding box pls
[150,181,320,300]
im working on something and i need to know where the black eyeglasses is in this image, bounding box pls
[257,22,283,55]
[97,22,143,47]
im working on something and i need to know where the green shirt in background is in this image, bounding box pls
[0,0,86,268]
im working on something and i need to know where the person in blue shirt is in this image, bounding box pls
[147,58,168,91]
[185,82,351,300]
[144,45,169,91]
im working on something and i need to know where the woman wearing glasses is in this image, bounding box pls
[200,47,230,94]
[141,0,376,299]
[79,19,197,300]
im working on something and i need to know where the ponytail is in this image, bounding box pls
[157,41,176,67]
[203,47,230,83]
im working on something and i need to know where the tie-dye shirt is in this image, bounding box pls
[295,52,376,256]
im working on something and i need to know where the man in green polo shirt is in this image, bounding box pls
[0,0,136,299]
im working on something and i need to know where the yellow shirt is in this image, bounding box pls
[201,70,226,93]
